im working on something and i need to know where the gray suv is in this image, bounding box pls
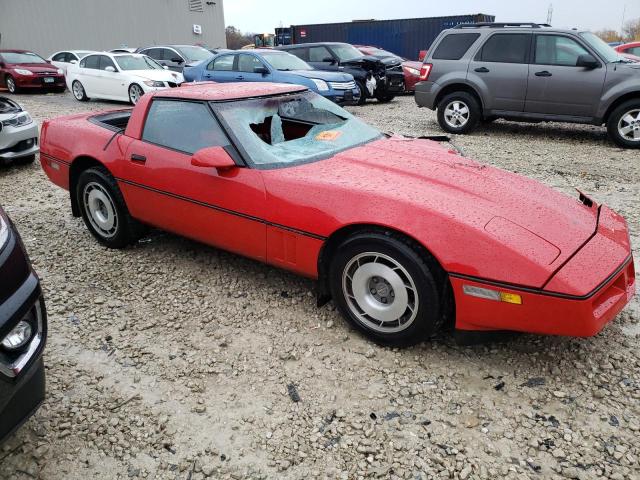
[415,23,640,148]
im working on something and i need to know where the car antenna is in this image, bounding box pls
[103,127,125,151]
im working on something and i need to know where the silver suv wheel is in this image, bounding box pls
[444,100,470,128]
[618,108,640,143]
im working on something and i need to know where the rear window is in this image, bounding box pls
[432,33,480,60]
[479,34,531,63]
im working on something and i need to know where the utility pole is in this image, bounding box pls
[546,3,553,25]
[620,4,627,38]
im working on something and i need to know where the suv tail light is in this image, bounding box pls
[419,64,433,81]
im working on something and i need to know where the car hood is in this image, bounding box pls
[126,69,184,82]
[9,63,59,73]
[285,70,353,82]
[265,137,598,286]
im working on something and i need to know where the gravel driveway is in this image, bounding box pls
[0,91,638,480]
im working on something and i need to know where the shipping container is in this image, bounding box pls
[276,14,495,60]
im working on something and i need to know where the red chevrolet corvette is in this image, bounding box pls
[39,83,635,345]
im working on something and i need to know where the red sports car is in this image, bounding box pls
[355,46,422,92]
[0,50,66,93]
[39,83,636,346]
[614,42,640,62]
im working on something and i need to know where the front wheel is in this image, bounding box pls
[329,232,443,347]
[436,92,481,134]
[128,83,144,105]
[355,80,368,106]
[72,80,89,101]
[607,100,640,149]
[376,92,395,103]
[76,167,144,249]
[6,75,18,94]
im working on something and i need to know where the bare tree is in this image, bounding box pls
[594,29,623,43]
[622,17,640,41]
[226,26,255,50]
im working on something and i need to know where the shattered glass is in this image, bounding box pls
[215,92,382,167]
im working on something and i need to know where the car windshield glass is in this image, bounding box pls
[176,46,212,62]
[215,91,382,168]
[261,53,312,71]
[116,55,164,70]
[579,32,622,63]
[2,52,47,64]
[330,44,364,62]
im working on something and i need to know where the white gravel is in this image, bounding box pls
[0,91,638,480]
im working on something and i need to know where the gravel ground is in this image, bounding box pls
[0,91,638,480]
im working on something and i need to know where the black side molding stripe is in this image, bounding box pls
[116,177,327,241]
[41,153,71,166]
[449,254,633,301]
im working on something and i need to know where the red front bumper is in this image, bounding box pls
[452,206,636,337]
[14,74,65,89]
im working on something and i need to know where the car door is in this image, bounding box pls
[121,98,267,260]
[467,33,532,112]
[236,54,270,82]
[525,34,606,118]
[96,55,123,99]
[203,54,236,82]
[308,46,339,71]
[77,54,101,95]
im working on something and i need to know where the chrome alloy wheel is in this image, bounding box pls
[444,100,470,128]
[342,252,419,333]
[72,81,84,100]
[129,84,144,104]
[618,109,640,142]
[6,77,16,93]
[83,182,118,238]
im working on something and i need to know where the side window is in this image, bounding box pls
[432,33,480,60]
[82,55,100,69]
[535,35,590,66]
[309,46,332,62]
[628,47,640,56]
[99,56,117,71]
[212,55,234,71]
[52,52,67,62]
[288,48,308,61]
[144,48,163,60]
[479,34,531,63]
[142,100,230,154]
[165,49,182,62]
[67,53,79,63]
[238,55,264,73]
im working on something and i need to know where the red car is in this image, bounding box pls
[355,46,422,92]
[614,42,640,62]
[39,83,635,346]
[0,50,66,94]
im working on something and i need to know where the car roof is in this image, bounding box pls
[448,25,585,35]
[153,82,307,101]
[281,42,349,48]
[0,49,34,53]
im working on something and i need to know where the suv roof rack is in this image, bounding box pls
[453,22,550,29]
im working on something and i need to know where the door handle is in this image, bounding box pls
[235,75,244,80]
[131,154,146,164]
[535,71,552,77]
[474,67,490,73]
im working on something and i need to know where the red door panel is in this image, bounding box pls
[120,140,267,261]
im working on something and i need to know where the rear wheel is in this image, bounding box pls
[6,75,18,94]
[329,231,443,347]
[128,83,144,105]
[437,92,481,134]
[76,167,144,248]
[72,80,89,101]
[607,100,640,149]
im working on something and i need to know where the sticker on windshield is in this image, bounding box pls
[315,131,342,141]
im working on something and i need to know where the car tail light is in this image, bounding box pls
[419,63,433,81]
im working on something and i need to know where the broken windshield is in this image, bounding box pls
[214,92,382,168]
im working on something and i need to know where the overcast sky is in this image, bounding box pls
[224,0,640,34]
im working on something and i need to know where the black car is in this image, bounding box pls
[277,42,404,105]
[0,205,47,443]
[137,45,213,72]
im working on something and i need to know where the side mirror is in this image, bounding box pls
[576,54,599,69]
[254,66,269,75]
[191,147,236,171]
[322,57,336,64]
[171,57,184,64]
[104,66,116,72]
[163,65,169,70]
[70,59,78,64]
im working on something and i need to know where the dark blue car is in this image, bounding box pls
[183,50,361,105]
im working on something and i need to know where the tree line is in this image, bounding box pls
[594,17,640,43]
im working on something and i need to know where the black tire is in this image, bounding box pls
[128,83,144,105]
[376,92,396,103]
[14,154,36,165]
[355,80,368,106]
[5,75,18,94]
[436,92,481,134]
[76,166,144,249]
[607,100,640,149]
[72,80,89,101]
[329,231,444,347]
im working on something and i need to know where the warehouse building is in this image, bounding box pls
[0,0,226,57]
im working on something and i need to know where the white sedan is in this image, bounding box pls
[66,53,184,105]
[47,50,96,75]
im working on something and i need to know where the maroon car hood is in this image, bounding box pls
[9,63,59,73]
[270,137,597,273]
